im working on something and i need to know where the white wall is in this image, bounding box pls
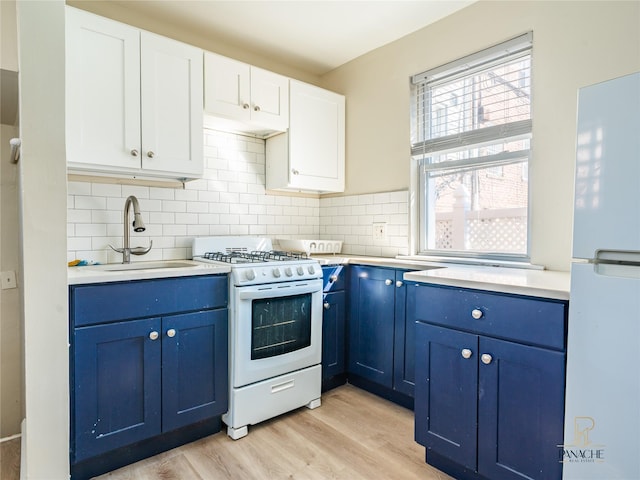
[17,1,69,478]
[320,0,640,271]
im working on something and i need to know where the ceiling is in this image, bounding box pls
[108,0,475,76]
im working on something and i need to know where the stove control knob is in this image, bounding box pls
[297,266,305,276]
[307,265,316,275]
[245,269,256,281]
[272,268,281,278]
[284,267,293,277]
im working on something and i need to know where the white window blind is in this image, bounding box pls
[411,32,532,160]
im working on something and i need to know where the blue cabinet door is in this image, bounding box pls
[393,271,415,396]
[478,336,565,480]
[322,290,346,380]
[162,309,229,432]
[73,318,162,462]
[415,322,478,470]
[348,266,396,387]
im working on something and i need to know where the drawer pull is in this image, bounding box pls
[329,274,338,282]
[385,279,393,286]
[271,379,295,394]
[481,353,493,365]
[323,302,331,310]
[461,348,472,359]
[471,309,483,320]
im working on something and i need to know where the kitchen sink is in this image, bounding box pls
[95,261,199,272]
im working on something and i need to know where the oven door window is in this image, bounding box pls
[251,293,312,360]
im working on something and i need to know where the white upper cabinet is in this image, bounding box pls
[203,52,289,136]
[266,80,345,193]
[65,7,203,180]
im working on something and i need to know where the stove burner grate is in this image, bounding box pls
[202,250,309,264]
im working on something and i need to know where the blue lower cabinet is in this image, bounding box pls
[478,336,565,480]
[73,318,162,462]
[415,323,478,470]
[348,265,416,402]
[162,309,228,432]
[73,309,228,464]
[392,275,414,396]
[70,275,229,474]
[322,290,346,381]
[413,283,567,480]
[348,266,396,387]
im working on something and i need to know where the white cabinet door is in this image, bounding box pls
[66,7,141,172]
[250,67,289,131]
[204,52,288,132]
[203,52,251,122]
[140,32,203,178]
[266,80,345,192]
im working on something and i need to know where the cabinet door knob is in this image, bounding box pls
[149,331,159,340]
[385,279,393,286]
[481,353,493,365]
[329,274,338,282]
[130,149,139,157]
[254,105,261,112]
[396,280,403,288]
[242,103,250,110]
[471,309,483,320]
[166,328,176,338]
[147,151,155,158]
[323,302,331,310]
[291,169,299,175]
[461,348,472,359]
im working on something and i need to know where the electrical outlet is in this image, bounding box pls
[373,222,387,241]
[1,270,17,290]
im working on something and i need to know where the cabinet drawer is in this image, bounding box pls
[412,284,567,350]
[322,265,346,292]
[71,275,228,327]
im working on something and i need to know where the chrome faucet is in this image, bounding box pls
[109,195,152,263]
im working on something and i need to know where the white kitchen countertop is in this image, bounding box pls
[68,260,231,285]
[312,254,570,300]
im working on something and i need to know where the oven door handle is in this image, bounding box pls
[237,282,321,300]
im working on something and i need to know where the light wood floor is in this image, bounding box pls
[0,437,21,480]
[96,384,453,480]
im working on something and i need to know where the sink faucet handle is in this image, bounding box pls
[130,240,153,256]
[108,244,124,254]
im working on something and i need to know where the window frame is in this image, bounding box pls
[410,33,533,263]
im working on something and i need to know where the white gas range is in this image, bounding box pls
[192,236,323,440]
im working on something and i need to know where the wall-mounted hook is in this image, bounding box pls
[9,138,21,164]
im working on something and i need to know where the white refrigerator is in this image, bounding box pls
[563,72,640,479]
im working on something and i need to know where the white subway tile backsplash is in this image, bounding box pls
[67,130,408,262]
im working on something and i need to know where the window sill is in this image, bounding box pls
[397,254,545,270]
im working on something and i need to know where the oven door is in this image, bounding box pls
[231,279,323,388]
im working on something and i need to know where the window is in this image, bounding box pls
[411,33,532,261]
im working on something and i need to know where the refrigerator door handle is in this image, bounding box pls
[595,250,640,265]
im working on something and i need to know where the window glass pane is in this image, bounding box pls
[426,159,528,255]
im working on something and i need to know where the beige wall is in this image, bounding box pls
[1,0,24,439]
[320,0,640,271]
[0,124,22,439]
